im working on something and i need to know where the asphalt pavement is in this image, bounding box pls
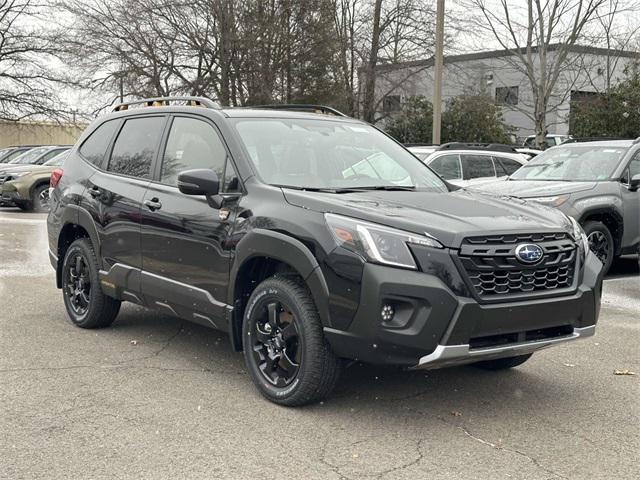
[1,208,638,480]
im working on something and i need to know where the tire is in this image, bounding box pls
[31,184,51,213]
[473,353,532,370]
[242,276,341,406]
[61,238,121,329]
[583,220,614,274]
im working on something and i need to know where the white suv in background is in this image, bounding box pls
[409,144,528,188]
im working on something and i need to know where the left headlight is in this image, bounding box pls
[568,216,589,262]
[325,213,443,270]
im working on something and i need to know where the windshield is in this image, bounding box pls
[9,147,48,165]
[510,145,628,181]
[232,118,447,192]
[43,151,69,166]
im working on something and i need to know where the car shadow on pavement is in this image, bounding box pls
[109,305,586,417]
[606,255,639,279]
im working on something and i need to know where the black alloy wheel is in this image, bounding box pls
[242,276,341,406]
[64,253,91,317]
[61,238,121,328]
[251,300,301,387]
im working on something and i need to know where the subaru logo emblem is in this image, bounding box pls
[515,243,544,264]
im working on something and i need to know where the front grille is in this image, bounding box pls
[458,232,577,299]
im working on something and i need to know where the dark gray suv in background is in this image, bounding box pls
[477,139,640,273]
[47,97,603,406]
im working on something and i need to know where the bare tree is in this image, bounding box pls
[467,0,607,147]
[0,0,70,120]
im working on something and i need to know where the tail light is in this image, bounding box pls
[50,168,63,189]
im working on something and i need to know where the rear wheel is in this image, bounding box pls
[242,276,341,406]
[62,238,121,328]
[31,184,51,212]
[583,221,614,274]
[473,353,532,370]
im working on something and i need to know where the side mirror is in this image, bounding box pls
[178,169,220,196]
[177,169,224,208]
[629,174,640,192]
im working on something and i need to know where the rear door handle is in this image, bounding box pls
[144,198,162,211]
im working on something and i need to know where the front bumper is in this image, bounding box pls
[0,183,22,206]
[415,325,595,369]
[324,248,603,367]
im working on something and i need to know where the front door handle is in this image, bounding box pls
[144,198,162,211]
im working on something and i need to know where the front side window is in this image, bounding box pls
[511,145,629,182]
[429,154,462,180]
[108,117,164,179]
[232,118,447,192]
[79,119,120,167]
[160,117,229,187]
[461,154,496,179]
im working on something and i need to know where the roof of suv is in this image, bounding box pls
[558,139,634,148]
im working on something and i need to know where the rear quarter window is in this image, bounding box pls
[79,120,120,167]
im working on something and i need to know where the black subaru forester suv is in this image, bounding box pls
[47,97,603,406]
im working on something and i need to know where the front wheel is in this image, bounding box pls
[32,184,51,212]
[473,353,533,370]
[242,276,341,406]
[583,221,614,274]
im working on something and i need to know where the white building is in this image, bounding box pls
[375,44,639,140]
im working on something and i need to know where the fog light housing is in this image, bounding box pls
[381,304,395,322]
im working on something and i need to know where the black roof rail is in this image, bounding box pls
[251,104,348,117]
[404,143,438,147]
[563,136,632,143]
[634,137,640,144]
[437,142,518,153]
[113,96,221,112]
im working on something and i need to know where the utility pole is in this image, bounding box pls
[432,0,445,144]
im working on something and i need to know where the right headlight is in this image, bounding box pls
[325,213,443,270]
[568,216,589,262]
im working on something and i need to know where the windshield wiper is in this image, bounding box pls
[343,185,417,191]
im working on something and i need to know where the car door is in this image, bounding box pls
[620,153,640,250]
[85,115,167,293]
[460,154,497,186]
[140,115,242,327]
[427,154,463,186]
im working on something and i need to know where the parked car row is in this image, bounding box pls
[0,145,70,211]
[409,139,640,275]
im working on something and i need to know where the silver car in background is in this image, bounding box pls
[476,139,640,274]
[409,144,529,188]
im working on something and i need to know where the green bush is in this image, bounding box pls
[384,94,513,144]
[570,73,640,138]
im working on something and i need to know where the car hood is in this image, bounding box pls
[283,188,572,248]
[473,179,597,197]
[0,165,53,175]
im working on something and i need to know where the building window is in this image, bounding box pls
[495,86,519,106]
[383,95,401,114]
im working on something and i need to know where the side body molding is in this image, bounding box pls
[228,228,332,349]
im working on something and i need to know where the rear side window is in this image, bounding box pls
[495,157,522,175]
[79,120,119,167]
[461,154,496,179]
[429,154,461,180]
[108,117,164,179]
